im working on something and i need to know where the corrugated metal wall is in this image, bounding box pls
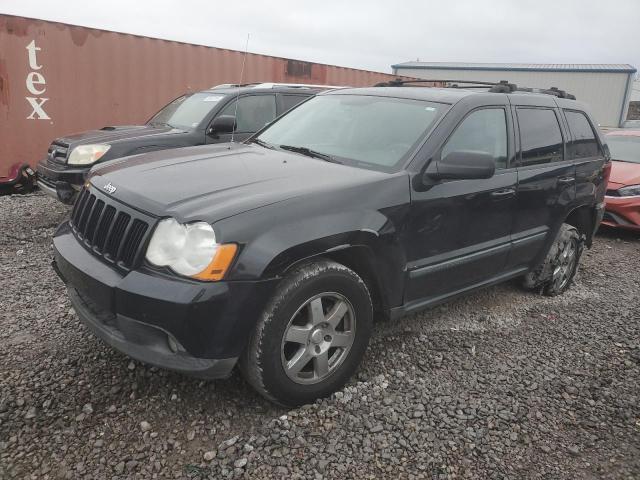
[393,67,633,127]
[0,15,405,176]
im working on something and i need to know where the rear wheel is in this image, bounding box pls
[523,223,582,296]
[240,259,372,407]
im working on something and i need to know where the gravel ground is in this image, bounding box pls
[1,192,639,480]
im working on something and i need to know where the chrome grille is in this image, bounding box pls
[70,188,151,270]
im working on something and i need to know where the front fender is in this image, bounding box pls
[229,209,406,309]
[213,173,411,308]
[229,207,400,277]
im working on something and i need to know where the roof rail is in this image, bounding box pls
[210,83,261,89]
[374,78,576,99]
[210,82,346,90]
[250,82,347,90]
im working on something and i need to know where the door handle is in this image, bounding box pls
[490,188,516,198]
[558,176,575,185]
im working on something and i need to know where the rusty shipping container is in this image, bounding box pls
[0,14,409,177]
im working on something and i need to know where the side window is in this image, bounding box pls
[564,110,601,159]
[281,95,309,112]
[441,108,508,169]
[219,95,276,133]
[517,108,564,166]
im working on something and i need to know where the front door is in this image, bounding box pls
[206,94,277,144]
[404,106,517,306]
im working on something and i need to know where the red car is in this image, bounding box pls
[603,130,640,231]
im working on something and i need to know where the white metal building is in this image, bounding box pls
[392,62,637,127]
[631,79,640,102]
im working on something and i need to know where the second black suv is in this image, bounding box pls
[52,81,608,406]
[37,83,330,203]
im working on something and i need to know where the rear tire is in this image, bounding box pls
[240,259,373,407]
[523,223,583,296]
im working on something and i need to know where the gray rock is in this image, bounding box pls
[2,193,639,480]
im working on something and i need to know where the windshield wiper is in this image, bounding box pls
[251,138,276,150]
[279,145,341,164]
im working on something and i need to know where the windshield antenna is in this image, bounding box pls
[230,33,250,147]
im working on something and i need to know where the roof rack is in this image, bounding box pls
[251,82,347,90]
[210,83,261,89]
[374,78,576,99]
[210,82,346,90]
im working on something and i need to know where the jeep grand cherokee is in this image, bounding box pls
[52,82,608,406]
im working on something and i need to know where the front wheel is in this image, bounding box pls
[523,223,583,296]
[240,259,373,407]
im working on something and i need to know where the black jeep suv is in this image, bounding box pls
[52,81,608,406]
[37,83,329,204]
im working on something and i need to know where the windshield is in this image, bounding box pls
[606,135,640,164]
[255,94,446,171]
[148,93,226,129]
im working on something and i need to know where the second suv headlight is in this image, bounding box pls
[68,144,111,165]
[145,218,237,281]
[617,184,640,197]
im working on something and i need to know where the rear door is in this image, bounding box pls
[206,94,277,144]
[508,99,575,270]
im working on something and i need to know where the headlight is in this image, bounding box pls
[145,218,237,281]
[617,184,640,197]
[68,144,111,165]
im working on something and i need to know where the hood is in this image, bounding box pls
[608,160,640,188]
[57,124,186,147]
[89,144,389,222]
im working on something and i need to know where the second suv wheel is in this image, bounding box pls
[240,259,373,407]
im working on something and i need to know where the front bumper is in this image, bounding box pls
[603,195,640,231]
[37,159,87,204]
[53,222,278,378]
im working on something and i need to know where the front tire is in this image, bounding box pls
[240,259,373,407]
[523,223,583,296]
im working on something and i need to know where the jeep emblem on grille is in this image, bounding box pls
[103,182,117,194]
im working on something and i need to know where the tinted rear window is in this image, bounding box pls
[564,110,601,159]
[517,108,564,166]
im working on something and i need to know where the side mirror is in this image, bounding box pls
[426,151,496,181]
[208,115,237,135]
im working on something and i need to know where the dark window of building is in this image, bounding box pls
[564,110,601,159]
[517,108,564,165]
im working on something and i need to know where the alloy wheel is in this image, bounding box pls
[552,239,578,291]
[280,292,356,385]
